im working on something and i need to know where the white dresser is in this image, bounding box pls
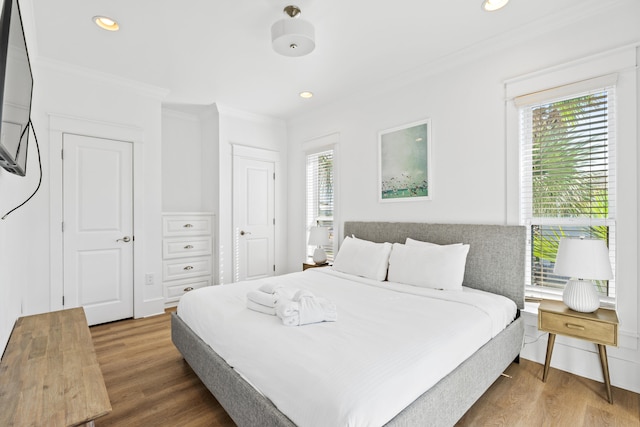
[162,212,214,307]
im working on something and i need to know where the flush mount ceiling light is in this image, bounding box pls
[271,5,315,57]
[93,15,119,31]
[299,91,314,99]
[482,0,509,11]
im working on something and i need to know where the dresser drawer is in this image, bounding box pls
[163,237,212,259]
[165,277,211,301]
[162,215,212,237]
[163,257,212,281]
[539,311,617,346]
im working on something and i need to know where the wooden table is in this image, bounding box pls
[538,299,618,403]
[0,308,111,426]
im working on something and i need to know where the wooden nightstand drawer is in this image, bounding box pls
[539,311,616,346]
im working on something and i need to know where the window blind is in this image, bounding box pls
[519,84,616,299]
[306,149,334,260]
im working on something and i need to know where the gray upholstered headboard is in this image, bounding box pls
[343,222,526,309]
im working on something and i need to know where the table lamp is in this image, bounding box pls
[308,226,329,264]
[553,237,613,313]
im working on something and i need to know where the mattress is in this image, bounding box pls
[177,268,517,427]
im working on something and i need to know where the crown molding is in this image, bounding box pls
[216,103,286,126]
[33,56,170,101]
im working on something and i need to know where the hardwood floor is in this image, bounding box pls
[91,310,640,426]
[90,309,234,426]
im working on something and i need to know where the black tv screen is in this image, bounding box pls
[0,0,32,176]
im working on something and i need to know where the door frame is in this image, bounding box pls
[49,114,144,315]
[231,144,281,283]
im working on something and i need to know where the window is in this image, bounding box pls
[518,79,616,301]
[306,148,334,261]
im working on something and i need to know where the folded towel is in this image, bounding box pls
[292,289,314,301]
[247,290,278,307]
[248,287,297,308]
[276,296,336,326]
[259,282,284,294]
[246,299,276,316]
[276,300,299,318]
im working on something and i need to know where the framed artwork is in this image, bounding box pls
[378,118,432,202]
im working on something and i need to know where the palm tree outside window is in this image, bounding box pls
[519,85,616,302]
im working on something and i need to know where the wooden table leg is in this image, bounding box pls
[598,344,613,404]
[542,333,556,382]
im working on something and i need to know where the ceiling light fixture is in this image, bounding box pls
[299,91,313,99]
[481,0,509,11]
[93,15,119,31]
[271,5,315,57]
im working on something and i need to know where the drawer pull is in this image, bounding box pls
[565,323,585,331]
[184,287,194,292]
[184,245,194,249]
[183,265,194,271]
[183,223,194,228]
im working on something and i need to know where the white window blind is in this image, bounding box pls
[519,81,616,300]
[306,148,334,261]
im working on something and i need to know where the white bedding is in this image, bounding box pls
[177,268,517,427]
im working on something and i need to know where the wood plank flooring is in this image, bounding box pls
[91,310,640,426]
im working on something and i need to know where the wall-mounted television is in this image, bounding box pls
[0,0,32,176]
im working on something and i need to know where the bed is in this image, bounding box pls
[172,222,525,426]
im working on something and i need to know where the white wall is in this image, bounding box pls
[0,138,38,351]
[0,58,168,352]
[161,108,204,212]
[286,2,640,393]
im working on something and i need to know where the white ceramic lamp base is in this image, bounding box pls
[562,279,600,313]
[312,247,327,264]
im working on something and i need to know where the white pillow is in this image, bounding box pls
[405,237,463,247]
[388,242,470,291]
[332,236,392,281]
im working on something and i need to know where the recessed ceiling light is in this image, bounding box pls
[93,16,120,31]
[299,91,314,99]
[482,0,509,11]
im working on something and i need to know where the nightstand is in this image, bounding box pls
[303,262,329,271]
[538,299,618,403]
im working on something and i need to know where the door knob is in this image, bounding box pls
[116,236,131,243]
[240,230,252,236]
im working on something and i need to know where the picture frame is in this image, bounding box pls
[378,118,432,202]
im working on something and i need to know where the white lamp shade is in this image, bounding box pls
[271,18,315,57]
[553,238,613,280]
[482,0,509,11]
[308,226,330,246]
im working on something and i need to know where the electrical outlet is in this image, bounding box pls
[145,273,154,286]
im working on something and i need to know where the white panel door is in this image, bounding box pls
[63,133,134,325]
[234,156,275,282]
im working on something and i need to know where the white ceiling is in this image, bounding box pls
[24,0,606,120]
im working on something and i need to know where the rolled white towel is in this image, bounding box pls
[246,299,276,316]
[276,300,299,318]
[280,313,300,326]
[299,297,337,325]
[247,290,278,308]
[292,289,314,302]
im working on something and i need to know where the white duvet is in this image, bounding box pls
[178,268,517,427]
